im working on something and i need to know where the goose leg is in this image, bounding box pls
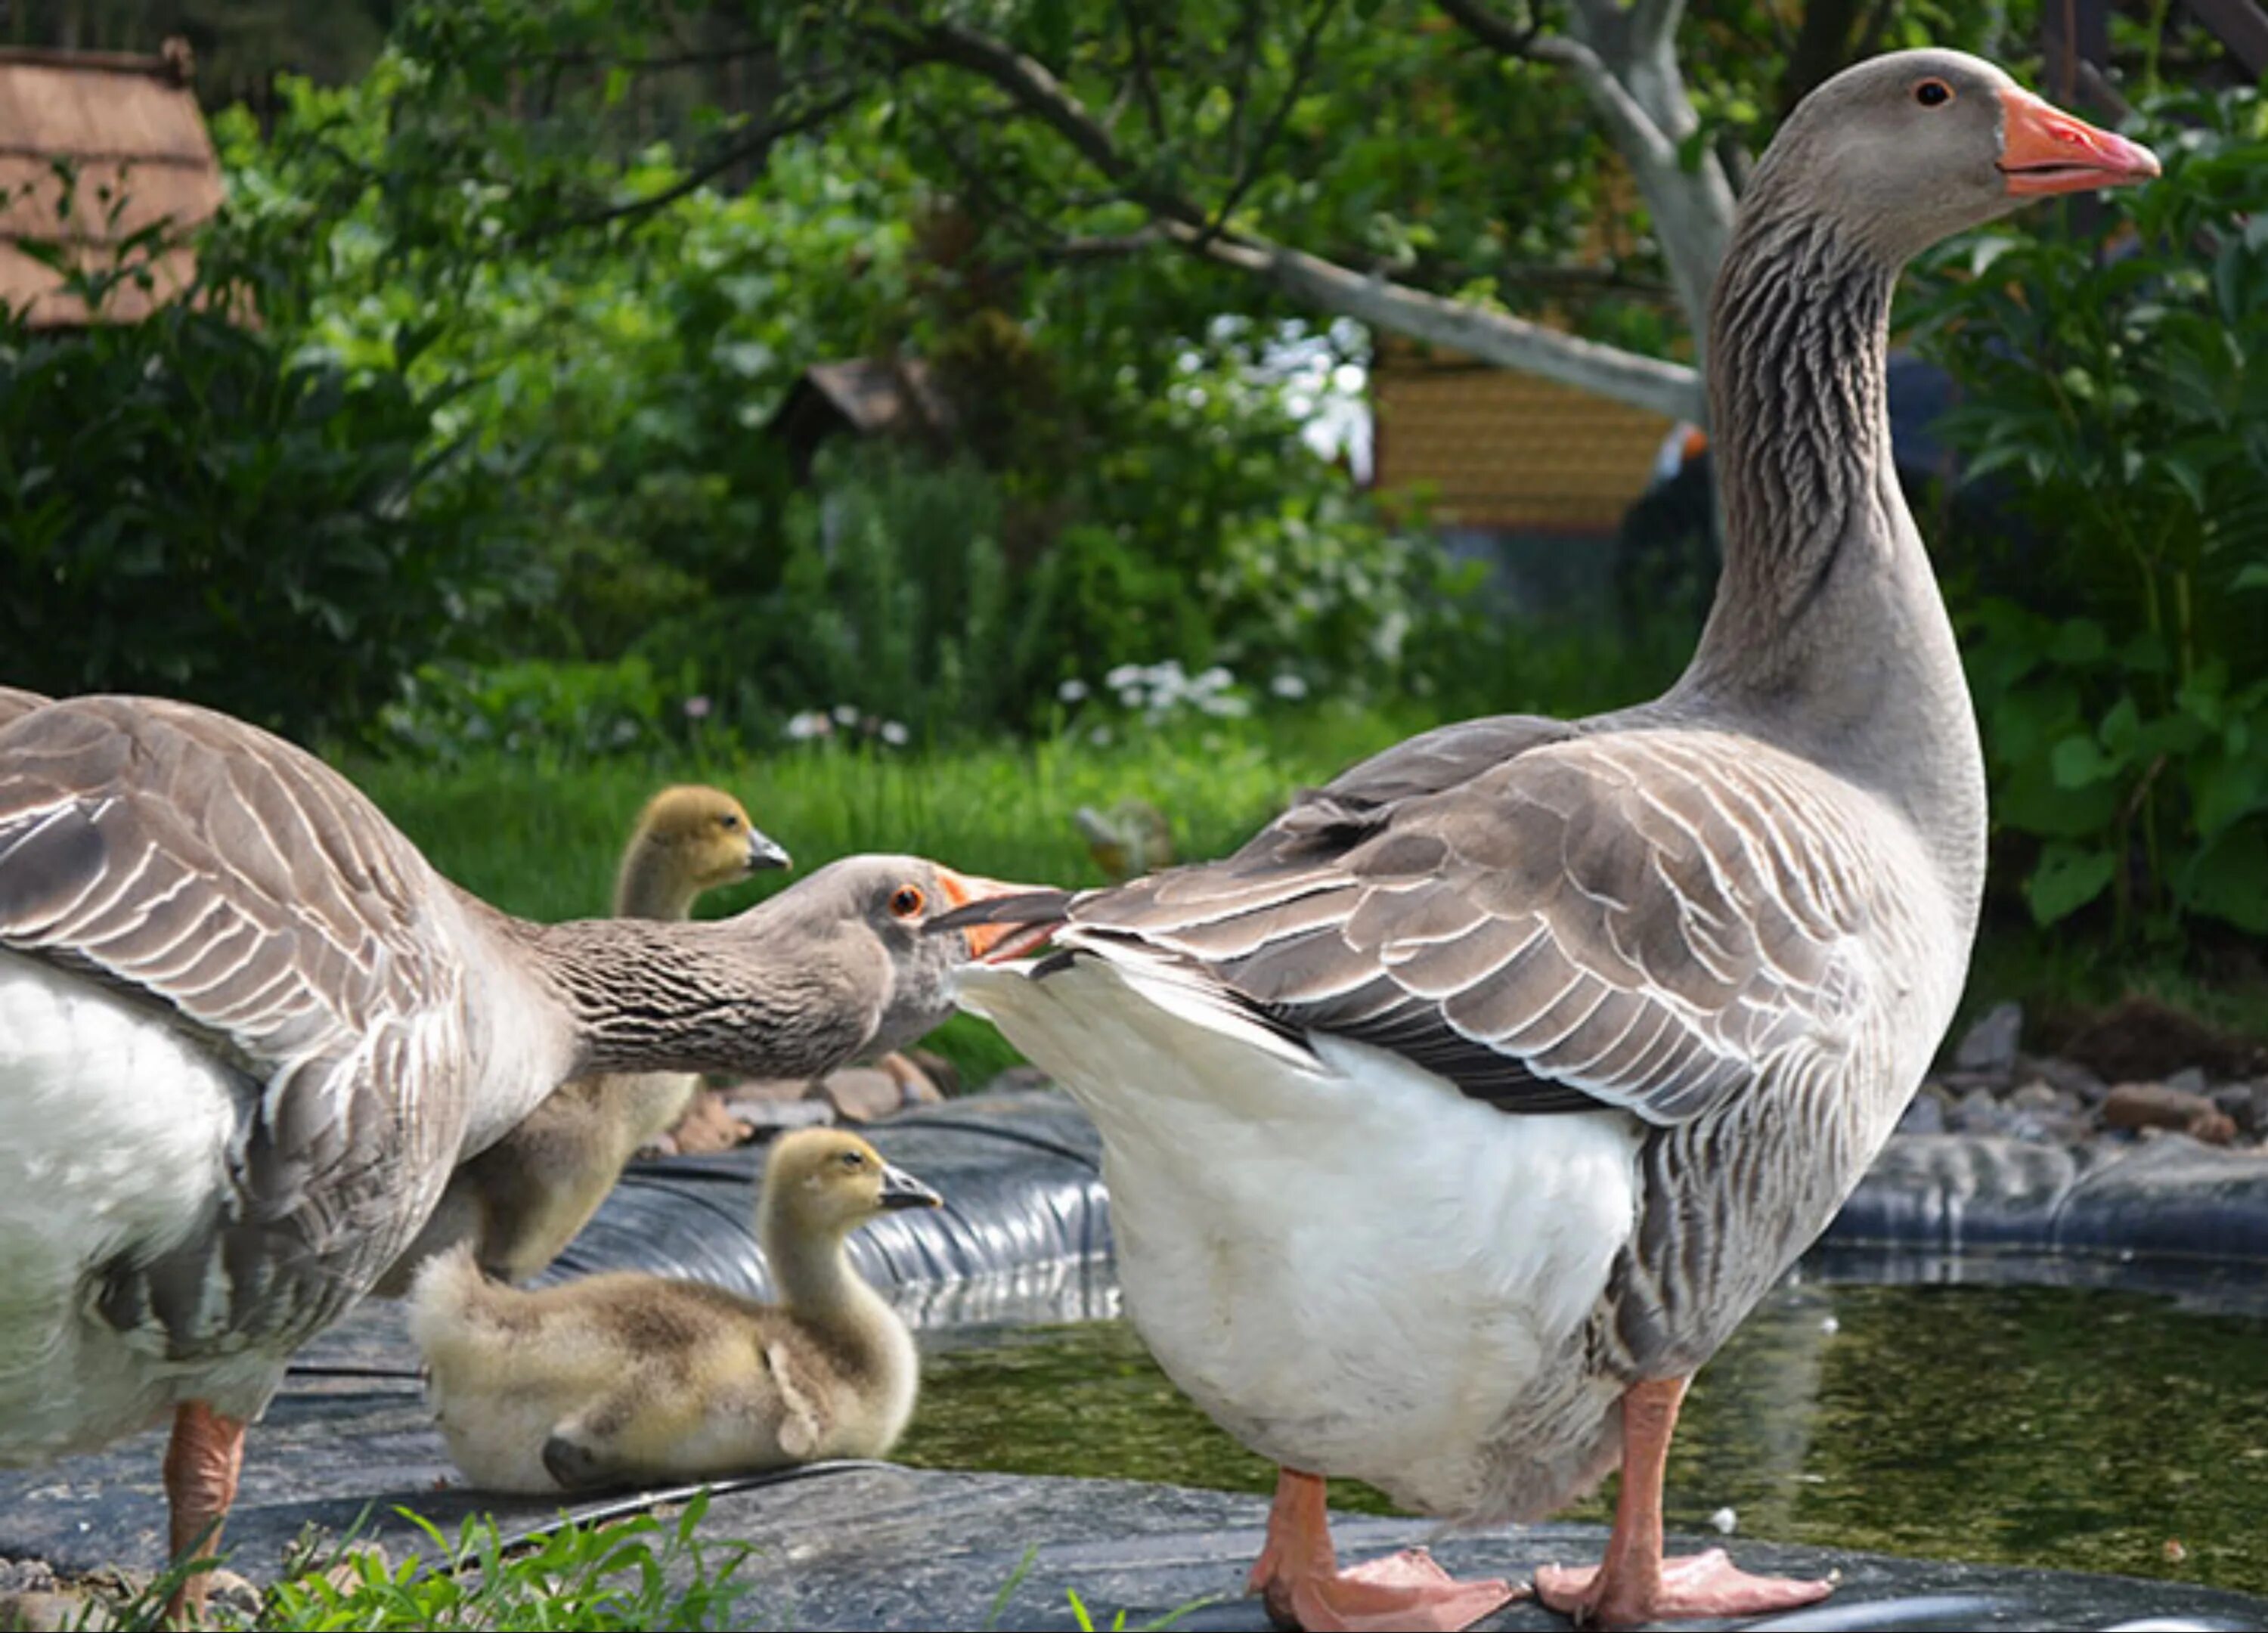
[161,1399,245,1623]
[1248,1467,1520,1632]
[1534,1377,1830,1628]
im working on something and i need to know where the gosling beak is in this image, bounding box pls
[1997,87,2159,196]
[928,868,1066,961]
[876,1161,942,1210]
[745,829,792,873]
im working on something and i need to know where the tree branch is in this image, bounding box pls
[894,7,1703,421]
[1432,0,1541,59]
[524,85,865,239]
[1202,0,1340,246]
[1182,228,1702,421]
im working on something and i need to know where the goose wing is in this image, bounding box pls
[0,696,467,1353]
[1064,724,1881,1128]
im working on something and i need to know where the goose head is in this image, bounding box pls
[745,854,1039,1058]
[762,1126,942,1244]
[1753,48,2158,265]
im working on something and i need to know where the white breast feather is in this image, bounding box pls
[0,951,259,1458]
[959,951,1642,1514]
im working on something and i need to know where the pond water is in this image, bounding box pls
[894,1263,2268,1597]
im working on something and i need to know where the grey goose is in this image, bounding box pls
[0,692,1027,1616]
[373,782,792,1295]
[408,1126,940,1493]
[938,52,2157,1631]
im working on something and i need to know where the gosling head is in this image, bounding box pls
[624,785,792,912]
[762,1127,942,1241]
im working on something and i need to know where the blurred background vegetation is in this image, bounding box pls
[2,0,2266,1051]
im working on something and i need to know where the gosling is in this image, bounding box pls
[376,785,789,1294]
[407,1127,942,1493]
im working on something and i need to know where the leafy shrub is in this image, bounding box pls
[376,655,717,766]
[0,298,534,744]
[1913,86,2268,939]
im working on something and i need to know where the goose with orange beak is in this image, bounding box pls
[936,51,2155,1632]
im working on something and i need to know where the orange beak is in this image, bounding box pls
[1997,87,2159,196]
[931,866,1055,960]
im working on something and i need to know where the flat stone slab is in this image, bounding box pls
[14,1454,2266,1631]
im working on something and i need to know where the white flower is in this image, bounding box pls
[1104,663,1143,691]
[1058,678,1089,704]
[832,703,860,726]
[682,694,713,720]
[879,720,909,747]
[1086,724,1114,746]
[1709,1508,1738,1536]
[785,710,831,741]
[1193,665,1234,693]
[1270,673,1309,700]
[1198,692,1250,718]
[1820,1315,1840,1335]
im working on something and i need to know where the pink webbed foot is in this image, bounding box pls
[1247,1467,1520,1631]
[1267,1546,1523,1631]
[1535,1547,1835,1628]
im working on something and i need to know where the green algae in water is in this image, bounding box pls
[896,1278,2268,1594]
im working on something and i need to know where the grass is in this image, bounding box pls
[75,1495,759,1631]
[340,705,1420,1082]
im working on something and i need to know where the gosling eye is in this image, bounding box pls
[1913,79,1951,107]
[889,885,925,919]
[838,1149,866,1171]
[719,812,741,830]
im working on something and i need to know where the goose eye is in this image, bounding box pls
[838,1150,865,1170]
[1914,79,1951,107]
[889,885,925,919]
[719,812,740,830]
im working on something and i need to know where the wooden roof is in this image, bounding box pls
[0,40,222,327]
[1371,338,1678,535]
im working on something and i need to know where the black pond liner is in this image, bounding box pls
[6,1092,2268,1631]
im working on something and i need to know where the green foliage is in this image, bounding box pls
[0,296,531,744]
[1911,87,2268,940]
[80,1495,757,1631]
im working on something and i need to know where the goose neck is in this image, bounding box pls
[760,1210,876,1324]
[513,915,871,1083]
[612,846,700,922]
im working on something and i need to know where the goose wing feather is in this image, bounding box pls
[1067,725,1878,1127]
[0,696,468,1353]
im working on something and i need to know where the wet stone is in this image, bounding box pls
[1897,1091,1947,1136]
[1953,1001,2025,1080]
[2102,1082,2239,1146]
[2022,1053,2111,1108]
[816,1067,906,1124]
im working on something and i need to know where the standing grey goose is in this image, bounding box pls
[373,782,792,1295]
[0,693,1030,1616]
[939,51,2156,1632]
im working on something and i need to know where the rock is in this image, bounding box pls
[813,1067,904,1124]
[0,1563,55,1597]
[733,1098,835,1136]
[2020,1052,2110,1107]
[2007,1080,2066,1113]
[2101,1081,2239,1146]
[205,1568,260,1618]
[1895,1092,1946,1136]
[880,1051,945,1107]
[2165,1065,2209,1098]
[2211,1084,2266,1139]
[1950,1086,2012,1136]
[905,1046,962,1098]
[650,1087,753,1156]
[1951,1001,2024,1079]
[720,1076,813,1105]
[0,1588,107,1631]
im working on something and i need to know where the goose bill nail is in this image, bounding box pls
[876,1164,943,1209]
[1997,88,2159,194]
